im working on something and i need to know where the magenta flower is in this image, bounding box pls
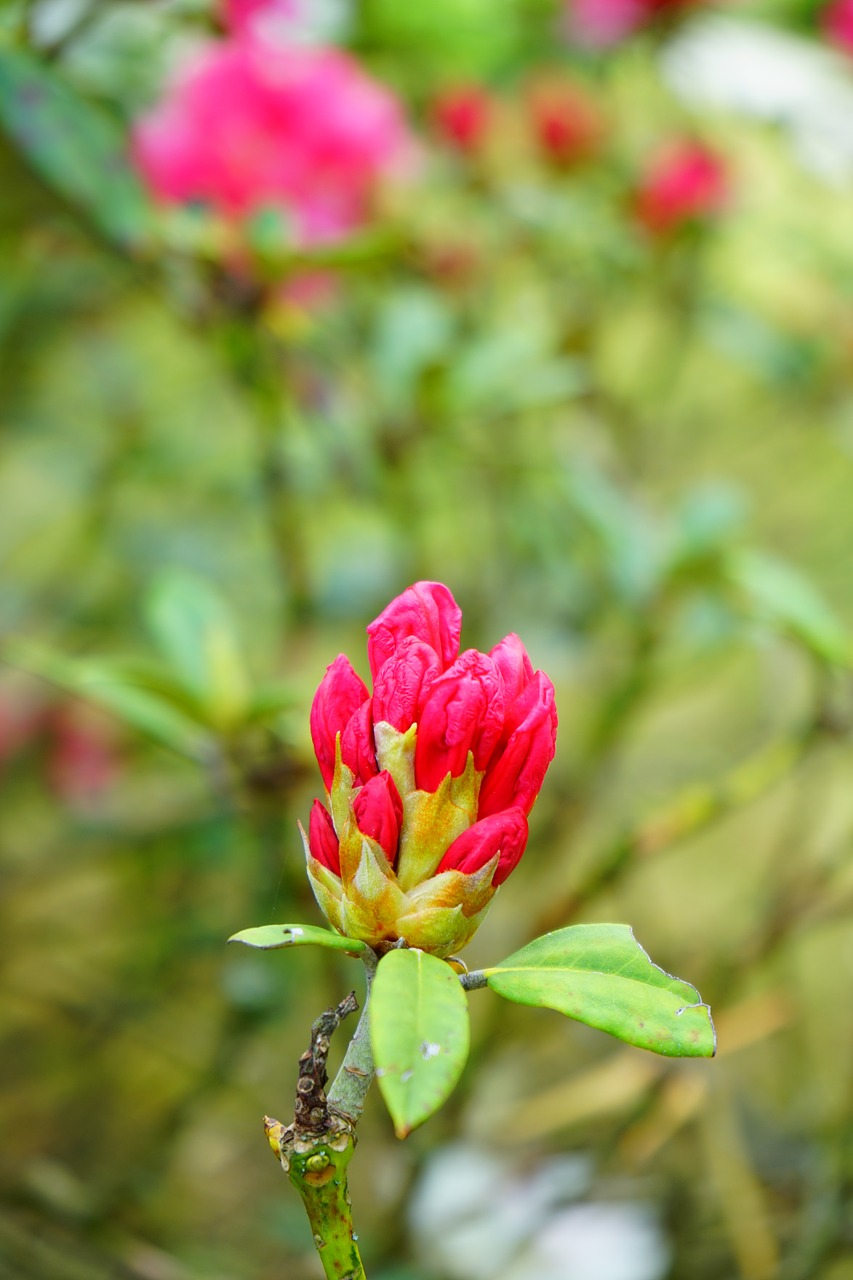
[564,0,701,47]
[222,0,303,43]
[303,582,558,956]
[634,140,728,236]
[133,37,413,248]
[526,79,604,168]
[431,84,494,154]
[824,0,853,54]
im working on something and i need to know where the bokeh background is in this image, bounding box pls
[2,1,853,1277]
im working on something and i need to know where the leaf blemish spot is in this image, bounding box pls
[400,1069,414,1083]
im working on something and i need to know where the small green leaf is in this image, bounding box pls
[729,550,850,667]
[370,948,470,1138]
[228,924,368,957]
[0,48,151,247]
[485,924,715,1059]
[145,571,251,732]
[2,642,208,759]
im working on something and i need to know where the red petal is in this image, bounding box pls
[366,581,461,679]
[436,807,529,886]
[308,799,341,875]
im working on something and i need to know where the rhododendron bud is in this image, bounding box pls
[366,581,461,679]
[478,671,558,818]
[339,698,378,786]
[352,771,403,865]
[489,632,534,704]
[310,654,370,790]
[824,0,853,54]
[302,582,557,957]
[634,141,728,236]
[372,637,441,731]
[415,650,505,792]
[309,798,340,874]
[437,807,528,885]
[431,85,493,154]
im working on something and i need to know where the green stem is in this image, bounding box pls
[269,1119,365,1280]
[327,951,377,1123]
[266,954,377,1279]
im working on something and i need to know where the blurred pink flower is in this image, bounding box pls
[133,38,413,247]
[47,704,121,807]
[565,0,699,46]
[431,84,494,154]
[223,0,302,42]
[634,140,728,235]
[824,0,853,53]
[526,79,604,166]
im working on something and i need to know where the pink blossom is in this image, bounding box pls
[431,84,494,154]
[222,0,303,43]
[526,79,603,166]
[634,140,728,235]
[133,38,412,247]
[565,0,699,47]
[824,0,853,54]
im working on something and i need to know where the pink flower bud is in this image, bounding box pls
[310,654,370,790]
[437,807,529,886]
[366,580,462,679]
[372,637,441,731]
[339,696,378,786]
[489,632,534,704]
[352,770,403,865]
[308,798,340,874]
[415,650,505,792]
[302,582,558,957]
[478,671,558,818]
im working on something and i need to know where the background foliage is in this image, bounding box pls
[2,1,853,1277]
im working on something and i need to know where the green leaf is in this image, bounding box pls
[228,924,369,957]
[0,48,151,247]
[145,571,251,732]
[728,550,850,667]
[1,642,208,759]
[484,924,716,1059]
[371,949,470,1138]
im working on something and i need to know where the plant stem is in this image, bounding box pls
[265,953,377,1279]
[328,950,377,1123]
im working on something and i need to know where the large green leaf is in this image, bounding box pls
[228,924,368,958]
[0,48,151,247]
[485,925,716,1058]
[371,948,470,1137]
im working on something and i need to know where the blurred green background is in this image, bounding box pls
[2,1,853,1277]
